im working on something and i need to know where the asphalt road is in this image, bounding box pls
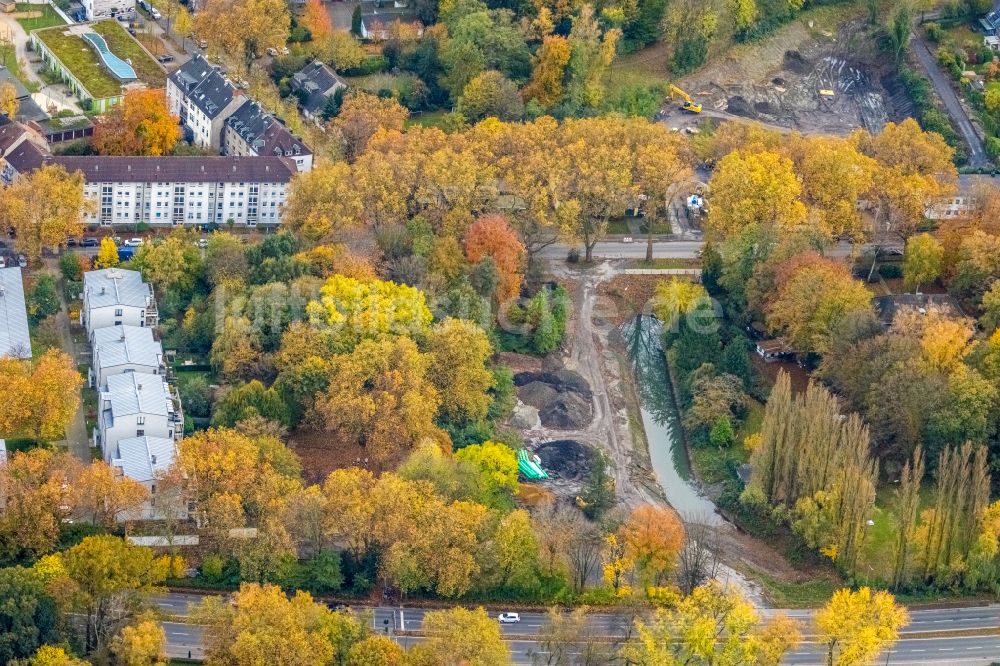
[912,33,989,168]
[153,593,1000,664]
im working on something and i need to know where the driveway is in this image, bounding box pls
[912,32,990,168]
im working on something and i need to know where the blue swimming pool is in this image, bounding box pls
[83,32,137,81]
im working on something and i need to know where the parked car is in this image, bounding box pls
[266,47,277,57]
[81,237,99,247]
[66,237,77,247]
[157,53,174,63]
[497,613,520,624]
[123,238,144,247]
[195,238,209,249]
[17,255,27,268]
[199,39,208,49]
[150,7,161,19]
[0,256,6,269]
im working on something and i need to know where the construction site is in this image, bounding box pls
[659,19,912,136]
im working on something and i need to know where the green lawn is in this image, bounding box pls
[35,20,163,99]
[14,3,65,31]
[627,257,701,270]
[754,570,839,608]
[92,20,165,88]
[406,109,451,130]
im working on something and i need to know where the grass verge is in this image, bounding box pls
[14,3,65,31]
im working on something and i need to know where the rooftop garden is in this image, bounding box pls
[34,20,164,100]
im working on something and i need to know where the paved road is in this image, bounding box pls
[153,593,1000,664]
[536,239,890,261]
[912,33,989,168]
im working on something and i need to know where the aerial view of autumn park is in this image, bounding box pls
[3,0,1000,662]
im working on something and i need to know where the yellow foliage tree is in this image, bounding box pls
[410,607,509,665]
[0,349,82,442]
[0,164,91,264]
[94,237,120,269]
[92,89,180,157]
[815,587,908,666]
[426,317,494,424]
[195,0,290,73]
[706,150,807,239]
[0,81,19,119]
[112,617,167,666]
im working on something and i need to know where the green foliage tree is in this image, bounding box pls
[0,567,60,664]
[903,233,943,293]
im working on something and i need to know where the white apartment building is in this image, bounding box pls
[58,156,297,227]
[91,324,164,388]
[222,100,313,173]
[110,436,185,521]
[82,0,135,21]
[98,371,179,462]
[166,55,244,149]
[82,268,158,336]
[0,267,31,359]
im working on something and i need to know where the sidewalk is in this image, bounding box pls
[51,266,91,462]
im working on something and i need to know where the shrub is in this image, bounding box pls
[341,54,389,77]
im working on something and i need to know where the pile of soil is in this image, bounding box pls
[783,50,811,74]
[725,96,757,118]
[535,439,596,480]
[515,369,594,429]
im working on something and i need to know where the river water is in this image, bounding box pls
[621,315,721,524]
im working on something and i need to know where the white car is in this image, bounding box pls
[0,256,6,269]
[196,238,209,249]
[266,47,277,57]
[150,7,161,19]
[497,613,520,624]
[124,238,144,247]
[17,255,27,268]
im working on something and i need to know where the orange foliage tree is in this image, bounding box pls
[92,89,180,157]
[464,214,526,302]
[302,0,332,40]
[619,505,685,587]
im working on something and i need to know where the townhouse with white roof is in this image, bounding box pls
[91,324,164,388]
[81,268,158,336]
[0,267,31,359]
[97,371,181,462]
[110,436,185,521]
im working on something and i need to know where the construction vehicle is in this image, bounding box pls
[818,89,835,112]
[668,85,702,114]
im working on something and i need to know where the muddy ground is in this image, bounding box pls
[661,19,912,136]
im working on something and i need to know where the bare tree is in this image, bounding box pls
[676,517,721,595]
[532,607,622,666]
[566,518,603,592]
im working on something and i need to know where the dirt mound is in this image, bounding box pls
[726,96,757,118]
[515,369,594,429]
[754,101,780,115]
[535,440,596,480]
[783,50,810,74]
[539,392,592,429]
[518,381,559,409]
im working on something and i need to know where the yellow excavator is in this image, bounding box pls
[668,84,702,114]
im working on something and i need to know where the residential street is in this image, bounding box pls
[912,31,989,168]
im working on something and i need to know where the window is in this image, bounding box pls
[137,416,145,425]
[136,429,144,436]
[115,308,123,316]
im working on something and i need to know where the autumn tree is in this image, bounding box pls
[766,253,873,354]
[892,446,924,590]
[523,35,571,108]
[131,229,203,297]
[564,5,620,111]
[306,274,433,348]
[636,126,692,262]
[347,635,404,666]
[0,81,18,118]
[705,150,807,239]
[315,337,447,463]
[425,317,495,425]
[333,92,408,161]
[195,0,289,72]
[410,607,509,665]
[94,237,120,269]
[61,536,167,652]
[0,450,81,561]
[623,582,800,665]
[20,645,90,666]
[0,349,82,442]
[902,232,943,293]
[619,505,685,587]
[195,584,364,665]
[0,164,91,264]
[856,118,957,242]
[283,162,363,243]
[92,89,180,157]
[77,461,149,529]
[112,616,167,666]
[458,70,524,122]
[815,587,908,666]
[302,0,332,40]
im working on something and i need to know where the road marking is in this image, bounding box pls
[966,646,982,650]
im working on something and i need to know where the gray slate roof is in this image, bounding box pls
[93,325,163,370]
[3,139,48,174]
[54,155,298,183]
[291,61,345,115]
[0,267,31,359]
[84,268,152,310]
[225,100,310,158]
[169,54,238,119]
[104,372,172,418]
[112,436,176,482]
